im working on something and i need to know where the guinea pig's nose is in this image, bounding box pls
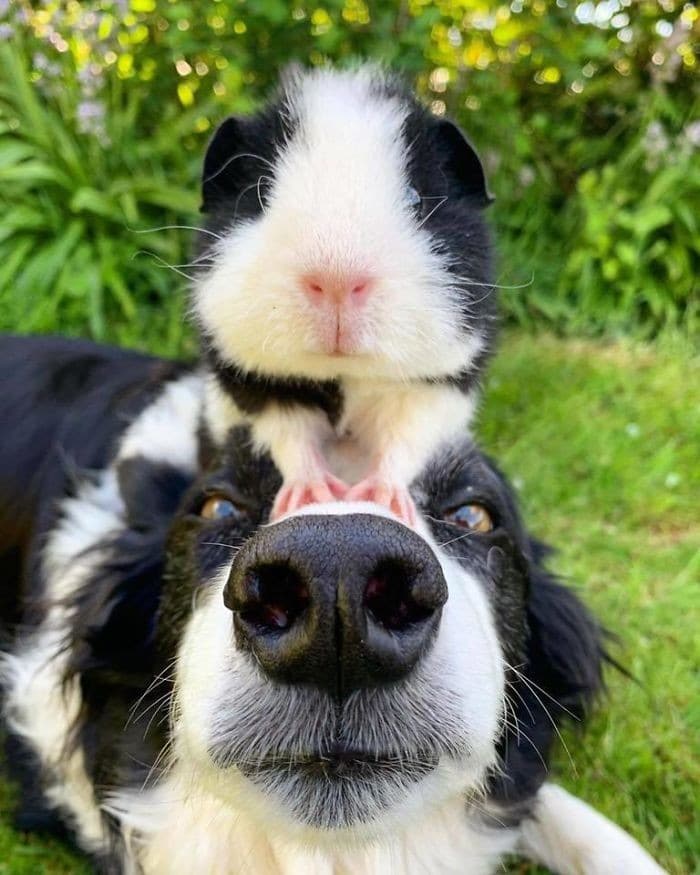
[300,271,373,305]
[223,514,447,696]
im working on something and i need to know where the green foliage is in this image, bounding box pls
[558,142,699,333]
[0,0,697,349]
[0,40,199,353]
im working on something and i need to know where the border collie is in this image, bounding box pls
[0,336,664,873]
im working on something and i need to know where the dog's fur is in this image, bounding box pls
[0,336,664,873]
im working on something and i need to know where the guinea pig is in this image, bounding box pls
[193,64,496,523]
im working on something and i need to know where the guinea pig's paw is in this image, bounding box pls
[272,472,349,520]
[346,476,417,527]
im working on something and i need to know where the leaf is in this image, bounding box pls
[15,221,85,300]
[632,205,672,239]
[70,187,122,221]
[0,140,36,169]
[0,161,72,187]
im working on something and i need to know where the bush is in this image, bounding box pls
[0,0,697,352]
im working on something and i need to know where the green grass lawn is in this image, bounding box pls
[1,331,698,874]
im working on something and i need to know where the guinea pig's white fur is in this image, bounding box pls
[195,67,485,383]
[194,66,492,518]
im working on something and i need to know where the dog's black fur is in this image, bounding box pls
[0,336,186,623]
[0,336,605,867]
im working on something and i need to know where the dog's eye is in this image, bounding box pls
[200,495,243,521]
[443,503,494,533]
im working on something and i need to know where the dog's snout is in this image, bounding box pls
[224,514,447,696]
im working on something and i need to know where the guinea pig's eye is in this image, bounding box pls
[199,495,244,521]
[443,503,494,533]
[406,185,421,209]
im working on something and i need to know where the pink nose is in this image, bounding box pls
[300,272,373,305]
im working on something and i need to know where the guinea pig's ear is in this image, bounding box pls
[201,116,249,212]
[432,119,494,207]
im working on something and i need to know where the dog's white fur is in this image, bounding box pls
[0,374,203,853]
[1,375,666,874]
[519,784,665,875]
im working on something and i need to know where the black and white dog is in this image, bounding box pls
[0,336,663,873]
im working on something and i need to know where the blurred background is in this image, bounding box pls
[0,0,697,350]
[0,2,698,874]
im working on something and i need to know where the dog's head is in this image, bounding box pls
[148,431,602,839]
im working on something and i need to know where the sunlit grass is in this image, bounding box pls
[482,332,699,874]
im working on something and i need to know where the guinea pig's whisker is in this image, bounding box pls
[416,196,448,228]
[131,250,198,282]
[438,529,478,548]
[129,224,224,241]
[256,174,274,211]
[172,252,216,269]
[202,541,240,551]
[231,177,273,222]
[203,151,277,186]
[451,273,535,291]
[170,262,214,272]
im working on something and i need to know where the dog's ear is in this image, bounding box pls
[431,119,494,207]
[202,116,251,212]
[488,542,607,808]
[524,541,606,720]
[66,458,191,680]
[66,528,166,679]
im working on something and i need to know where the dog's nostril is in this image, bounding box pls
[363,560,433,631]
[240,563,310,632]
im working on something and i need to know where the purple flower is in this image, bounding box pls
[518,165,536,187]
[33,52,50,72]
[77,100,105,122]
[683,121,700,150]
[643,121,669,157]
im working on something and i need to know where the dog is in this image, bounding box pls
[0,335,664,873]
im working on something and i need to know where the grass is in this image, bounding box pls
[1,330,698,874]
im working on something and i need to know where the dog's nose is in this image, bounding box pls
[223,514,447,696]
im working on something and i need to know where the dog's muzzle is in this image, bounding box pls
[223,513,448,696]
